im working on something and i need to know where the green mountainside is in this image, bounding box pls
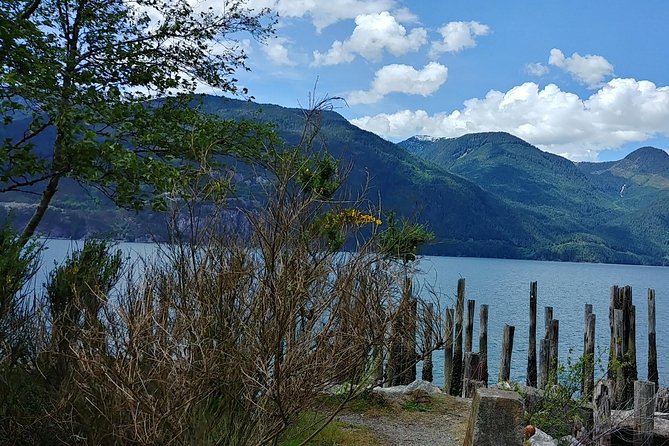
[400,132,669,264]
[3,97,669,264]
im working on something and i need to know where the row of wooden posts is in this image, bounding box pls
[385,278,662,443]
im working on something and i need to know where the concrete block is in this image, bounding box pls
[463,387,525,446]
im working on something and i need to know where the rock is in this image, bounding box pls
[492,383,544,414]
[463,388,525,446]
[405,379,442,395]
[527,427,557,446]
[656,386,669,412]
[372,380,442,402]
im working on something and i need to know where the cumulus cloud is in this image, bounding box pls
[548,48,614,88]
[347,62,448,104]
[245,0,397,31]
[312,12,427,65]
[350,79,669,161]
[526,62,549,77]
[429,21,490,56]
[261,37,296,66]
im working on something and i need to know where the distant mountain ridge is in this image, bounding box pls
[400,131,669,265]
[2,97,669,264]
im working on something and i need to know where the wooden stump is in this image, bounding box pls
[451,278,465,396]
[444,307,454,393]
[527,281,537,387]
[465,299,475,353]
[648,288,658,387]
[498,324,515,383]
[633,380,655,446]
[593,379,613,446]
[479,304,489,387]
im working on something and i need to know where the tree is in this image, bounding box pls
[0,0,275,246]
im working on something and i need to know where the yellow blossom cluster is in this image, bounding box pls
[337,209,382,225]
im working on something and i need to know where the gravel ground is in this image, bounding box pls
[336,395,472,446]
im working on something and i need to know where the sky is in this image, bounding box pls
[208,0,669,162]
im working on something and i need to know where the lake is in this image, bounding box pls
[417,255,669,387]
[37,240,669,386]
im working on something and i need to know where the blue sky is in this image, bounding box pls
[210,0,669,162]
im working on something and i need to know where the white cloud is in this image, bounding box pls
[245,0,397,31]
[526,62,549,77]
[312,12,427,65]
[548,48,614,88]
[350,79,669,161]
[347,62,448,104]
[429,21,490,56]
[261,37,296,66]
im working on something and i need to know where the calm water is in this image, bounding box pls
[36,241,669,386]
[416,255,669,387]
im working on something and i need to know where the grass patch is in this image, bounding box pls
[279,412,381,446]
[318,389,390,414]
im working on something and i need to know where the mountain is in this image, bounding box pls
[1,97,536,258]
[198,97,536,258]
[400,132,669,264]
[4,97,669,264]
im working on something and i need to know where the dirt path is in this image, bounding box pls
[336,395,471,446]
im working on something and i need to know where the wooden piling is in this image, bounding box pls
[422,303,434,382]
[608,285,620,379]
[583,313,596,398]
[462,352,482,398]
[539,338,549,390]
[479,304,489,387]
[629,304,637,383]
[465,299,475,353]
[581,304,593,394]
[633,380,655,446]
[407,296,417,383]
[593,379,613,446]
[648,288,658,387]
[613,308,625,407]
[548,319,559,385]
[451,278,465,396]
[544,306,553,337]
[527,281,537,387]
[498,324,515,383]
[444,308,454,393]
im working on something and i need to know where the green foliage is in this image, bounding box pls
[0,221,40,364]
[1,0,275,242]
[526,350,604,441]
[379,213,434,263]
[0,221,39,318]
[297,152,342,199]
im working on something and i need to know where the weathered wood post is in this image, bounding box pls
[608,285,620,379]
[593,379,613,446]
[648,288,658,387]
[633,380,655,446]
[539,338,549,390]
[444,308,454,393]
[422,303,434,382]
[544,306,553,337]
[499,324,515,383]
[583,312,596,398]
[463,352,482,398]
[548,319,559,385]
[629,304,638,384]
[582,304,593,393]
[451,278,465,396]
[527,281,537,387]
[613,308,625,407]
[407,296,417,383]
[479,304,489,387]
[465,299,475,353]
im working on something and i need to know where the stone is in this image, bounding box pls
[405,379,442,395]
[463,387,525,446]
[527,427,558,446]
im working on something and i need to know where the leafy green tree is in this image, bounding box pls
[0,0,275,246]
